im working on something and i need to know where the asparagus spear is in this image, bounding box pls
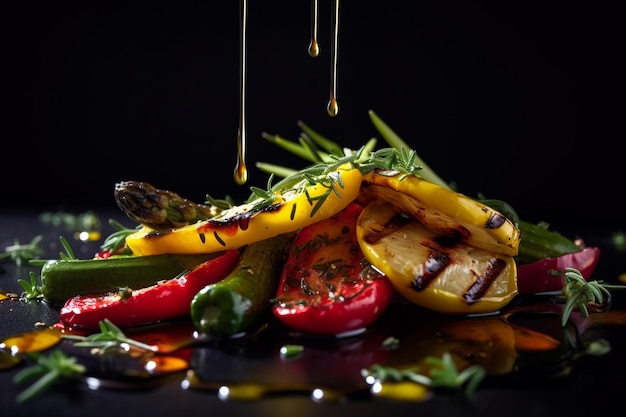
[114,181,221,231]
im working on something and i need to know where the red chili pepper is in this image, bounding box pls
[271,202,395,335]
[517,246,601,295]
[59,249,240,329]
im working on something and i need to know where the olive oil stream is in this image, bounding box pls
[234,0,340,185]
[233,0,248,185]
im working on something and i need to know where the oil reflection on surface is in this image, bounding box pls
[2,295,625,403]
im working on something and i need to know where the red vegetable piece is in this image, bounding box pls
[94,250,111,259]
[59,249,240,329]
[272,202,395,335]
[516,246,601,295]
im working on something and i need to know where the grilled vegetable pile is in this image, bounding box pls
[22,111,602,336]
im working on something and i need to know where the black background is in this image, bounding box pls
[2,1,623,230]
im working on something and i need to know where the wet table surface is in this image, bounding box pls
[1,209,625,417]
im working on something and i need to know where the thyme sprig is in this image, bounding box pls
[560,268,626,327]
[248,174,280,211]
[362,353,485,399]
[62,318,157,353]
[248,151,362,218]
[359,147,424,180]
[0,235,45,266]
[13,349,86,404]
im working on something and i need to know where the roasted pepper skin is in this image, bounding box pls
[517,246,601,294]
[271,202,395,335]
[58,250,240,329]
[125,165,363,256]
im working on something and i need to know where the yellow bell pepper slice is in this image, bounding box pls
[356,200,518,314]
[355,170,520,314]
[357,171,521,257]
[125,165,363,256]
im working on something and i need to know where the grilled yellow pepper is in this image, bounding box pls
[356,170,520,314]
[125,165,363,256]
[357,170,521,257]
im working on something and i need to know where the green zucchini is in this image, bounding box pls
[41,253,221,306]
[190,233,294,336]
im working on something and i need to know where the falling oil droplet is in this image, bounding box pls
[234,0,248,185]
[327,97,339,117]
[326,0,340,117]
[309,39,320,58]
[234,140,247,185]
[308,0,320,57]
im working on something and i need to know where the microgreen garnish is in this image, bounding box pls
[13,349,86,404]
[62,318,157,353]
[0,235,45,266]
[17,271,43,300]
[362,352,485,399]
[560,268,626,327]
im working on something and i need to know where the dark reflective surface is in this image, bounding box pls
[1,210,625,416]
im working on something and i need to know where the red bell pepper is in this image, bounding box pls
[59,249,240,329]
[271,202,395,336]
[516,246,601,295]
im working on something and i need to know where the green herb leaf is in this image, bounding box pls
[362,353,485,399]
[17,271,43,300]
[62,319,157,353]
[13,350,86,404]
[560,268,626,327]
[100,219,139,255]
[0,235,45,266]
